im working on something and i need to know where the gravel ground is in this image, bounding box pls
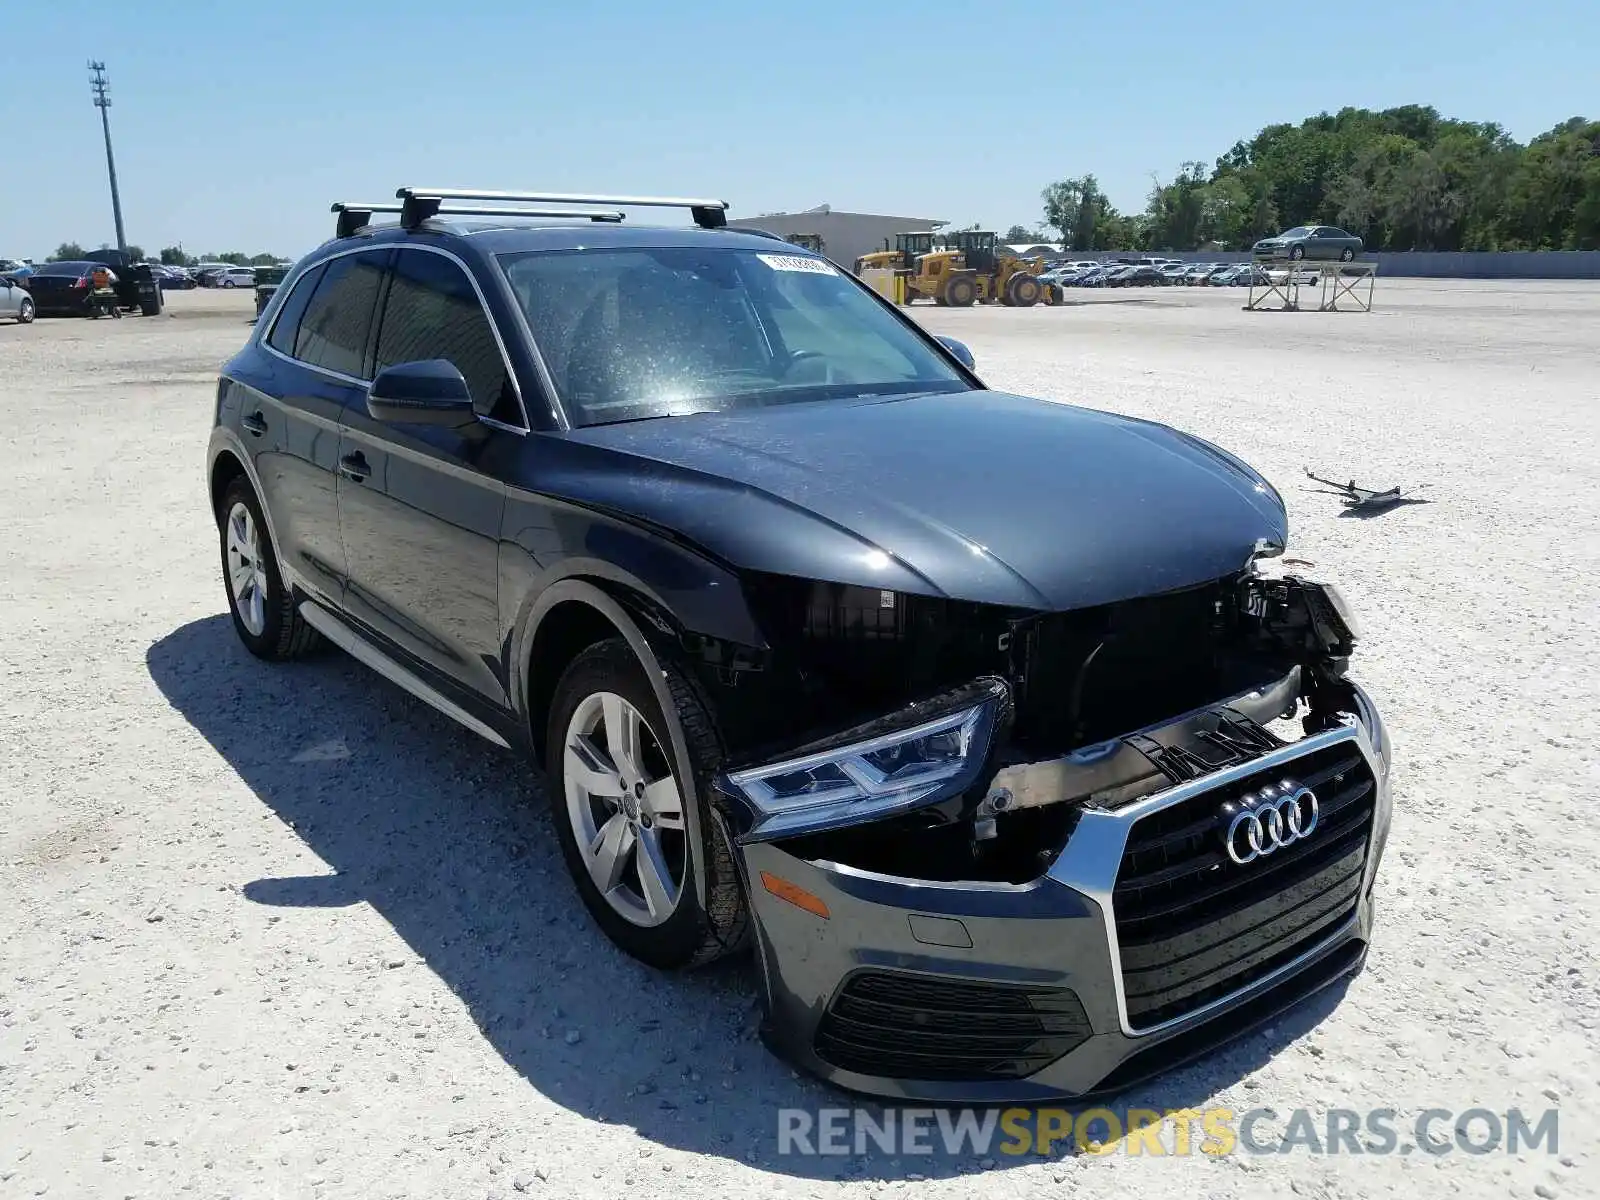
[2,282,1598,1199]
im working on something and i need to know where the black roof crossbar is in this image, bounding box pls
[331,202,402,238]
[395,186,730,229]
[335,200,626,238]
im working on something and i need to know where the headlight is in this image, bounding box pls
[721,682,1006,842]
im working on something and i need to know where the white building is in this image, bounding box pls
[725,205,947,271]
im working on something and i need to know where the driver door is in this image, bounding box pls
[335,246,513,709]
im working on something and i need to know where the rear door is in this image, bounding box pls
[254,249,389,604]
[335,245,516,709]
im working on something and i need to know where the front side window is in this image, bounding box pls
[373,249,519,425]
[293,250,388,379]
[498,246,969,427]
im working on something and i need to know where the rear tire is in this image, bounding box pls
[1340,248,1355,262]
[546,638,748,970]
[217,477,321,661]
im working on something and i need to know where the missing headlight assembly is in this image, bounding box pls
[705,563,1369,879]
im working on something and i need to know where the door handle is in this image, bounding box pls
[338,451,371,483]
[241,411,268,436]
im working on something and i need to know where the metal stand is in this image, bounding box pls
[1246,261,1377,312]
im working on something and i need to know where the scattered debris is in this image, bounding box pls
[1304,467,1431,514]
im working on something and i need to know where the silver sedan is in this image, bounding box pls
[0,275,35,324]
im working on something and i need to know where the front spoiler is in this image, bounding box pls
[735,684,1391,1103]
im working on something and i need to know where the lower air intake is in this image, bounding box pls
[814,971,1091,1082]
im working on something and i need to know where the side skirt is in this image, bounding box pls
[297,599,512,750]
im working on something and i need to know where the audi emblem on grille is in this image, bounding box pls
[1221,780,1319,865]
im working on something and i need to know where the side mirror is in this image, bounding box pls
[936,335,975,371]
[367,359,478,428]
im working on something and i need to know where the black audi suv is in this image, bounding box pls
[206,188,1392,1101]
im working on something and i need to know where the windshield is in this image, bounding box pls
[498,246,970,427]
[1279,227,1310,238]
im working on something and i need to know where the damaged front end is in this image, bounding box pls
[699,556,1392,1101]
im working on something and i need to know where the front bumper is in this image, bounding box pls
[736,683,1391,1103]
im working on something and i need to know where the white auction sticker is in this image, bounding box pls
[756,254,836,275]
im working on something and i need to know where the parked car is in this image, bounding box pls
[154,265,198,290]
[19,261,99,316]
[194,263,235,286]
[1109,264,1162,287]
[213,266,256,289]
[208,186,1389,1103]
[1252,225,1363,262]
[1157,263,1189,285]
[1181,263,1218,285]
[0,273,35,323]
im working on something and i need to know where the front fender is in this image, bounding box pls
[508,576,715,910]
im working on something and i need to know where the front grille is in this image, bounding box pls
[1113,739,1374,1029]
[814,971,1091,1082]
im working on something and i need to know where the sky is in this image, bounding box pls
[2,0,1594,261]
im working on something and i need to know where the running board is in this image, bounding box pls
[296,600,512,750]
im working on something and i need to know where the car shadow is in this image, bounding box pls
[146,614,1345,1179]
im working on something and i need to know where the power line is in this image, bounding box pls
[88,60,127,255]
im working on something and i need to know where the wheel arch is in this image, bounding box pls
[206,428,291,595]
[209,446,250,521]
[516,576,717,908]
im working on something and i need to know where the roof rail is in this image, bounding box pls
[395,186,729,230]
[333,200,625,238]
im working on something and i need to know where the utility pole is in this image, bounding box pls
[88,61,127,255]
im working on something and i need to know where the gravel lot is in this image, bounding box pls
[3,281,1598,1199]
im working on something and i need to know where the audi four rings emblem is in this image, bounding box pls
[1224,780,1320,865]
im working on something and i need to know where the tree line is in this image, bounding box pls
[1038,106,1599,253]
[48,243,286,267]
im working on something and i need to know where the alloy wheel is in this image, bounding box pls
[563,691,687,927]
[225,501,269,636]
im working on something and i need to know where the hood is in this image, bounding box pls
[548,390,1286,612]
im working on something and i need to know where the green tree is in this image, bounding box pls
[1051,105,1597,254]
[1042,175,1120,251]
[158,246,193,266]
[50,242,87,261]
[1003,224,1048,244]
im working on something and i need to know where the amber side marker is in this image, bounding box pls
[759,871,831,919]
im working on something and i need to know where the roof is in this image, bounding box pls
[309,218,805,260]
[729,208,948,227]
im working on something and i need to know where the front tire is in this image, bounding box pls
[1289,246,1305,260]
[546,638,748,970]
[217,477,321,660]
[943,275,977,307]
[16,297,33,324]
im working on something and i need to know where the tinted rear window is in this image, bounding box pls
[33,262,92,277]
[293,251,388,379]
